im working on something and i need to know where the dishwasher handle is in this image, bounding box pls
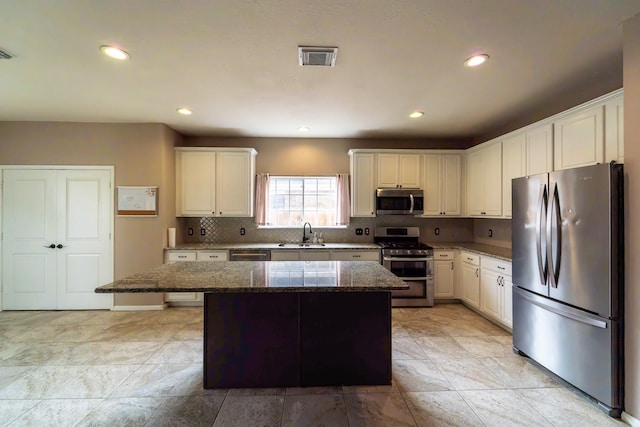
[228,250,272,261]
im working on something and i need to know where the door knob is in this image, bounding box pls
[44,244,56,249]
[56,244,65,249]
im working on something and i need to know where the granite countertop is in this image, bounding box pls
[165,243,381,251]
[95,260,408,293]
[428,242,512,261]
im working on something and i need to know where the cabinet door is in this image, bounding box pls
[216,151,254,217]
[465,150,483,216]
[434,260,455,298]
[526,124,553,175]
[165,251,198,302]
[605,95,624,163]
[502,274,513,328]
[461,263,480,308]
[350,153,376,216]
[177,151,216,216]
[398,154,421,188]
[554,105,604,170]
[482,142,503,216]
[441,155,461,216]
[502,135,525,218]
[422,154,442,216]
[377,154,399,188]
[480,269,501,321]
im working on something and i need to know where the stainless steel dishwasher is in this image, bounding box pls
[228,249,271,261]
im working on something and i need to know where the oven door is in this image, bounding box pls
[382,257,433,278]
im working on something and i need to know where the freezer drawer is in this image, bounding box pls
[512,286,622,416]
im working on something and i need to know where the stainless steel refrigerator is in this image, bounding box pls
[512,162,624,417]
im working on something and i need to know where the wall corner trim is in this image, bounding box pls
[622,412,640,427]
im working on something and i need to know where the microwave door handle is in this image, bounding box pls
[409,193,414,213]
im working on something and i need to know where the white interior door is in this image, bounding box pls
[56,170,113,309]
[2,170,58,309]
[2,168,113,310]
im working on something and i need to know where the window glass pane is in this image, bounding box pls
[266,176,338,227]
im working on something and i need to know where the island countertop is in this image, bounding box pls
[95,260,409,293]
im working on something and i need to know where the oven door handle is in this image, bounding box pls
[383,257,432,262]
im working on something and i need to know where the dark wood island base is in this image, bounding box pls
[203,291,392,389]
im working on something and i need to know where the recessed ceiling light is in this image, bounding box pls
[409,111,424,118]
[298,126,310,132]
[176,107,192,115]
[464,54,489,67]
[100,45,130,60]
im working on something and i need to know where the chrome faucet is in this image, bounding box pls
[302,222,313,243]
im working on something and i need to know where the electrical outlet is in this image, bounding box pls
[435,227,440,236]
[200,228,206,236]
[188,228,194,236]
[364,228,370,235]
[240,227,245,236]
[488,229,493,237]
[355,228,363,235]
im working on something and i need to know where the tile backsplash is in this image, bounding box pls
[177,215,491,245]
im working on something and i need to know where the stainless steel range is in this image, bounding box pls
[375,227,434,307]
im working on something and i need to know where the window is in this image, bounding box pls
[268,176,337,226]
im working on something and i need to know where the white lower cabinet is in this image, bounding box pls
[434,250,455,298]
[480,256,513,328]
[271,251,300,261]
[164,250,228,304]
[460,251,480,309]
[330,250,380,262]
[272,249,379,262]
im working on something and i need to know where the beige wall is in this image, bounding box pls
[0,122,180,306]
[623,13,640,422]
[182,136,470,175]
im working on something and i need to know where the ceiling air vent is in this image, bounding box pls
[298,46,338,67]
[0,48,14,59]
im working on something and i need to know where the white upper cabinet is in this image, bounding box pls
[526,123,553,175]
[176,150,217,216]
[215,151,256,217]
[377,153,421,188]
[605,94,624,163]
[466,141,502,217]
[553,105,604,170]
[501,133,525,219]
[349,151,376,217]
[176,148,256,217]
[423,154,461,216]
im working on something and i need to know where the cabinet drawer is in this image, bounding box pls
[330,251,380,261]
[166,252,197,262]
[481,256,512,276]
[460,251,480,266]
[196,251,228,261]
[434,251,454,260]
[271,251,300,261]
[166,292,199,301]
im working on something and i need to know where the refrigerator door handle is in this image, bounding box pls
[536,183,548,286]
[546,183,561,288]
[517,288,607,329]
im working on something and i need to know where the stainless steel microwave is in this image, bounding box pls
[375,188,424,215]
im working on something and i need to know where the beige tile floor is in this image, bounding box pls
[0,303,626,426]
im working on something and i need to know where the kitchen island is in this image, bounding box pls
[95,260,407,389]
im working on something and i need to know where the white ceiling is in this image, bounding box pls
[1,0,640,139]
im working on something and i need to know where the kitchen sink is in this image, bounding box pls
[277,243,326,248]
